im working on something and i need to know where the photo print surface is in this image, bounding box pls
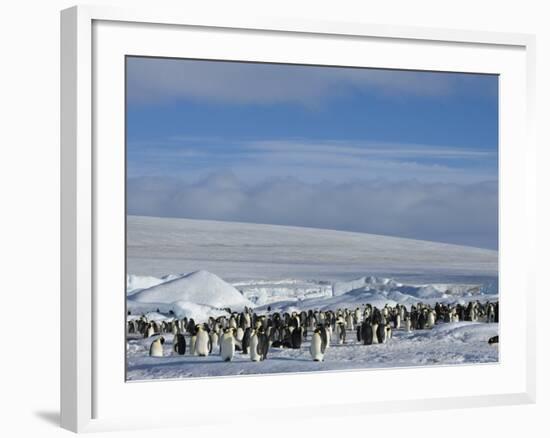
[125,57,499,381]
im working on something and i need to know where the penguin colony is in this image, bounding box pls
[127,300,499,363]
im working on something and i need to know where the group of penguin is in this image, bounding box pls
[128,299,499,363]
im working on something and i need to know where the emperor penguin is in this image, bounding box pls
[172,333,186,355]
[355,308,362,324]
[146,323,155,338]
[195,325,210,357]
[310,328,327,361]
[371,321,379,344]
[249,329,261,361]
[149,336,165,357]
[487,303,496,323]
[236,327,244,343]
[324,326,332,350]
[209,331,219,352]
[427,310,436,329]
[220,328,236,362]
[404,316,412,332]
[394,313,401,330]
[361,321,374,345]
[376,322,386,344]
[190,330,197,355]
[257,327,269,360]
[385,323,392,341]
[346,313,354,331]
[171,322,179,336]
[291,326,303,349]
[335,321,346,345]
[241,327,251,354]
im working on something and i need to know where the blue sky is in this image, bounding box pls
[126,57,498,249]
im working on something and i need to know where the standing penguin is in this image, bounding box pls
[335,321,346,345]
[310,328,327,361]
[427,310,436,329]
[249,329,261,362]
[146,323,155,338]
[385,323,392,341]
[346,313,354,331]
[376,323,386,344]
[371,321,379,344]
[149,336,165,357]
[195,325,210,357]
[404,316,412,332]
[324,326,332,350]
[394,313,401,330]
[220,328,236,362]
[257,327,269,360]
[172,333,186,355]
[236,327,244,343]
[241,327,251,354]
[190,329,197,355]
[291,326,303,349]
[209,331,219,353]
[361,321,374,345]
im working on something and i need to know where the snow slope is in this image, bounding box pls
[126,273,182,295]
[127,215,497,284]
[128,270,254,320]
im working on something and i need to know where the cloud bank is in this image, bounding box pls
[127,173,498,250]
[127,138,497,184]
[127,57,496,106]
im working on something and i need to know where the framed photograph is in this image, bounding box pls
[61,5,536,432]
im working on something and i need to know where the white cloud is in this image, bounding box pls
[126,57,487,106]
[127,138,497,184]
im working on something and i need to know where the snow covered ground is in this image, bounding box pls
[126,215,499,380]
[127,322,499,381]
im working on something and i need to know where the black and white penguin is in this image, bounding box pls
[371,321,379,344]
[346,313,354,331]
[195,325,210,357]
[257,328,269,360]
[172,333,186,355]
[291,326,303,349]
[309,328,326,361]
[190,329,197,355]
[241,327,251,354]
[220,328,236,362]
[404,316,412,332]
[361,321,374,345]
[335,321,346,345]
[235,327,244,343]
[249,329,261,361]
[209,330,219,352]
[149,336,165,357]
[394,313,401,330]
[427,310,436,329]
[146,323,155,338]
[376,322,386,344]
[385,323,392,341]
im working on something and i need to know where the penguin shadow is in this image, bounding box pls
[34,410,60,427]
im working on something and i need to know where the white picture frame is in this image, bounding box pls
[60,4,536,433]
